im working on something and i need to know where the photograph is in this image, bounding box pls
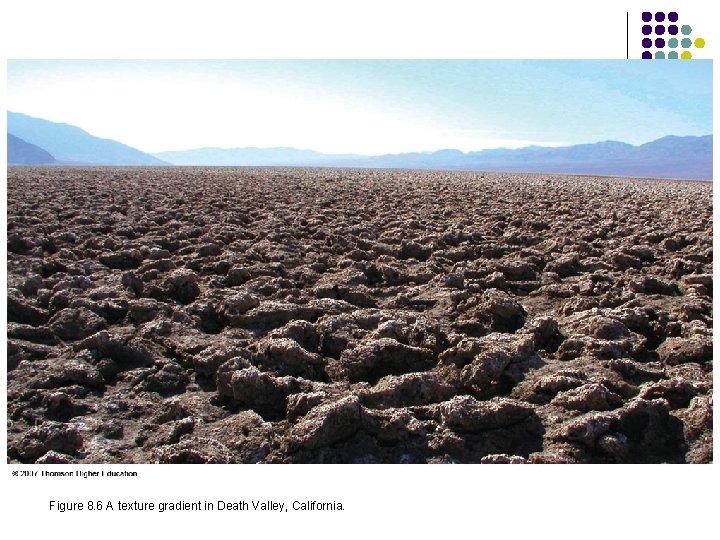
[6,59,713,465]
[3,3,718,538]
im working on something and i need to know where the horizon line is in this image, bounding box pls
[150,133,714,157]
[7,110,713,157]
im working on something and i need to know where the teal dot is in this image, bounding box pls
[655,51,666,59]
[668,38,678,48]
[681,38,692,48]
[668,51,678,59]
[681,24,692,35]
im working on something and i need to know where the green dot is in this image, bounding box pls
[668,38,678,48]
[695,37,705,48]
[655,51,666,59]
[681,38,692,48]
[668,51,678,59]
[681,51,692,60]
[681,24,692,35]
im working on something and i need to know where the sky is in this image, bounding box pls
[6,60,713,155]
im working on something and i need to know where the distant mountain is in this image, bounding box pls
[7,110,710,178]
[7,133,57,164]
[442,135,713,179]
[155,135,712,180]
[7,112,167,166]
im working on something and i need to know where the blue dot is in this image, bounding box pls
[655,12,665,22]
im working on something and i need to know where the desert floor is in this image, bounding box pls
[6,167,713,463]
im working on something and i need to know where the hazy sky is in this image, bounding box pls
[7,60,713,155]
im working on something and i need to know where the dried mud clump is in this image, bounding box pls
[7,167,712,463]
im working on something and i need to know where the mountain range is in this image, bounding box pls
[7,133,57,165]
[8,112,166,165]
[7,111,713,179]
[154,136,712,179]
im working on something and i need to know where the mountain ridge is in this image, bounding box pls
[153,135,712,179]
[8,111,167,166]
[7,133,57,164]
[6,111,711,178]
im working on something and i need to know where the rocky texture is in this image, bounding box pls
[6,167,712,463]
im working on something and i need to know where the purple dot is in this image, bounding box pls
[655,25,665,35]
[655,38,665,48]
[642,12,652,22]
[642,51,652,59]
[642,38,652,48]
[642,25,652,35]
[655,12,665,22]
[668,25,678,35]
[669,12,678,22]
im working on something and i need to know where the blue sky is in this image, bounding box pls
[7,60,712,154]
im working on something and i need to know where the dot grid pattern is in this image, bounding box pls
[641,12,704,59]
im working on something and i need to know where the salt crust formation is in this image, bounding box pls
[7,168,712,463]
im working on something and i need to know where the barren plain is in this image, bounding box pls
[6,167,713,463]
